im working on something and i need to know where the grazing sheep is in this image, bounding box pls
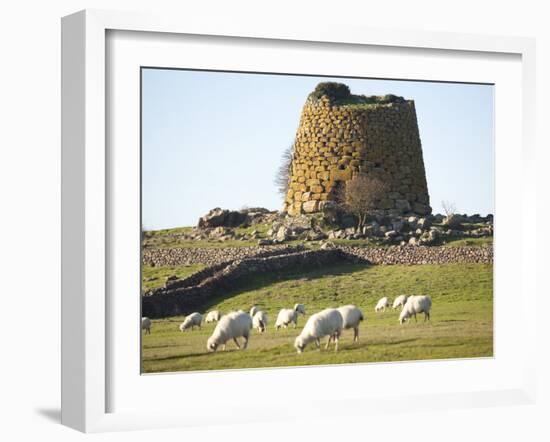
[399,295,432,324]
[375,297,391,312]
[275,309,297,329]
[141,317,152,334]
[275,304,307,329]
[294,308,344,353]
[337,305,364,342]
[179,312,203,331]
[205,310,221,323]
[392,295,409,310]
[250,305,259,317]
[252,310,269,333]
[294,303,306,316]
[206,310,253,351]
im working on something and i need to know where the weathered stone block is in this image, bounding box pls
[395,199,411,213]
[302,200,319,213]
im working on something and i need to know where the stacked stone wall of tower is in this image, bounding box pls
[284,89,431,217]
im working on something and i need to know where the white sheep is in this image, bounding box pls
[337,305,364,342]
[275,304,306,329]
[392,295,409,310]
[294,308,343,353]
[275,309,297,329]
[294,303,306,315]
[250,305,260,317]
[399,295,432,324]
[252,310,269,333]
[141,317,152,334]
[179,312,203,331]
[206,310,253,351]
[375,297,391,312]
[205,310,222,323]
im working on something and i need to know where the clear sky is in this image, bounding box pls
[142,69,494,230]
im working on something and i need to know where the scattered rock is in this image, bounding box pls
[276,226,290,241]
[197,208,229,228]
[417,217,431,230]
[197,207,276,229]
[391,219,404,232]
[307,230,327,241]
[395,199,411,213]
[443,214,463,228]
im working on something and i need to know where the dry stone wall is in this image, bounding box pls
[142,244,305,267]
[142,249,356,318]
[285,87,430,216]
[339,245,493,265]
[141,245,492,318]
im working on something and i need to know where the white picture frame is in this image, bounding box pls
[61,9,538,433]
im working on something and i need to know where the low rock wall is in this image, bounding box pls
[340,245,493,265]
[142,244,305,267]
[142,249,357,318]
[141,245,493,318]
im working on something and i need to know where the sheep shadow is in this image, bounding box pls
[337,338,418,352]
[144,347,247,362]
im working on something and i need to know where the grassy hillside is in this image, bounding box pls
[141,262,493,373]
[142,264,206,292]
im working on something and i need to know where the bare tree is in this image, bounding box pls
[338,174,388,229]
[441,200,457,217]
[274,145,294,199]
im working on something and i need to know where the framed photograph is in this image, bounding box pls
[61,9,537,433]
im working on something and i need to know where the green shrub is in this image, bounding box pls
[309,82,351,101]
[309,82,406,107]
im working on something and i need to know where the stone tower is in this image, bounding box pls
[284,82,431,217]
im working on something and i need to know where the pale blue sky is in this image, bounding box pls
[142,69,494,230]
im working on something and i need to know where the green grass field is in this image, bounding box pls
[141,264,206,292]
[141,262,493,373]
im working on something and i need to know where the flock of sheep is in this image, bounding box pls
[141,295,432,354]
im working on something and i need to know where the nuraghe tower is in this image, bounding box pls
[283,82,431,217]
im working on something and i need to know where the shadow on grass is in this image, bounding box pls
[199,262,370,312]
[144,337,421,365]
[144,346,249,362]
[358,338,418,348]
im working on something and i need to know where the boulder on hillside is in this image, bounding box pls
[276,226,290,241]
[443,213,464,228]
[283,214,313,231]
[197,207,272,228]
[417,217,432,230]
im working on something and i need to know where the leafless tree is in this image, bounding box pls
[274,145,294,199]
[338,174,388,229]
[441,200,457,217]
